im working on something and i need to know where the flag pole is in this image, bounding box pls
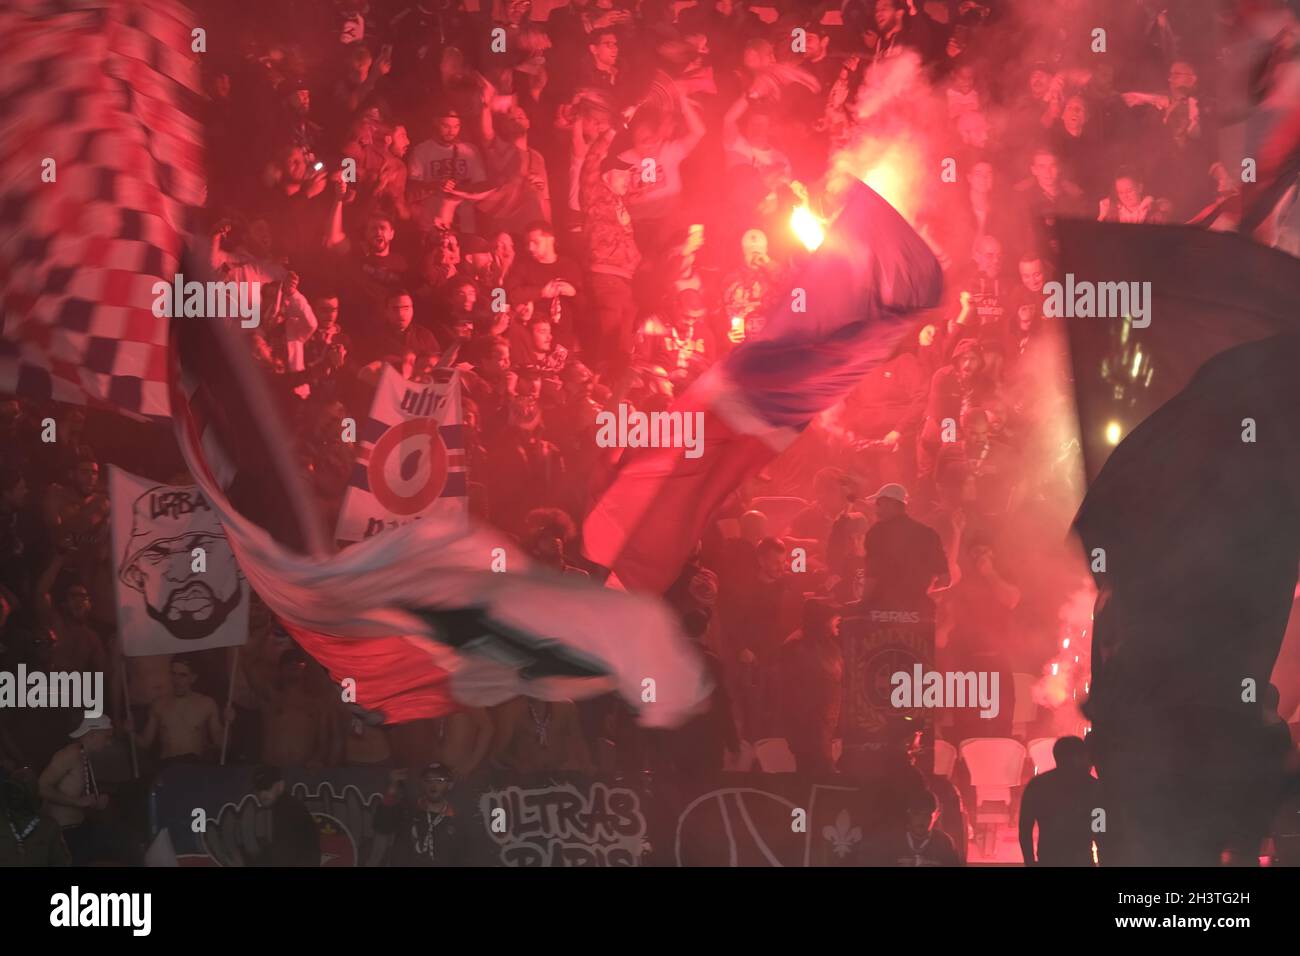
[436,341,461,368]
[120,659,139,779]
[220,647,240,766]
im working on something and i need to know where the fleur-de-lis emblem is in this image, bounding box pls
[821,810,862,859]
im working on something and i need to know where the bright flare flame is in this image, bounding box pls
[860,151,917,218]
[790,204,825,251]
[1105,421,1122,445]
[831,140,926,223]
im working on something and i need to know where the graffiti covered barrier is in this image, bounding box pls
[151,767,895,866]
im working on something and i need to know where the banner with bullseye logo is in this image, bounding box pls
[335,366,467,543]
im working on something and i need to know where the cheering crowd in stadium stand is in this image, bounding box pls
[1,0,1296,866]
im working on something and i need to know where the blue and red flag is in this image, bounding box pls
[583,181,944,592]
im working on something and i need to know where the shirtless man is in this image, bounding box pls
[341,706,392,767]
[38,715,113,863]
[439,709,494,777]
[256,648,338,768]
[489,697,594,774]
[386,707,494,775]
[128,655,230,762]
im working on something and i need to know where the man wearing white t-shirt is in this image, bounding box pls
[722,93,793,194]
[618,95,706,258]
[407,107,488,236]
[210,218,287,289]
[263,272,318,397]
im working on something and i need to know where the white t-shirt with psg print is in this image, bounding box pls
[407,137,486,232]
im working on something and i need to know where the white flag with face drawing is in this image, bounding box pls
[109,466,249,656]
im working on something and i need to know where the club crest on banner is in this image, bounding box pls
[368,417,450,515]
[336,366,467,542]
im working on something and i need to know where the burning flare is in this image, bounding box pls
[789,181,826,251]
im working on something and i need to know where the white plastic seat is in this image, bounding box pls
[1027,736,1058,775]
[960,737,1027,856]
[1011,673,1039,736]
[960,737,1027,805]
[724,739,756,772]
[933,739,958,778]
[753,737,798,773]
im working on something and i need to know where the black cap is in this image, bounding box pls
[600,151,635,174]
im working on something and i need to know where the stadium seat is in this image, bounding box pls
[1027,736,1058,775]
[933,739,958,779]
[754,737,798,773]
[960,737,1028,855]
[724,740,756,773]
[1011,672,1039,737]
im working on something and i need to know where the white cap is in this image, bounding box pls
[869,482,908,505]
[70,715,112,738]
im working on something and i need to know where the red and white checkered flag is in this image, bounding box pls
[0,0,204,419]
[0,0,714,729]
